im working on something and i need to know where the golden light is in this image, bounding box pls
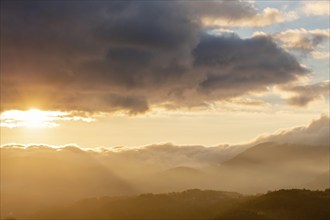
[0,109,66,128]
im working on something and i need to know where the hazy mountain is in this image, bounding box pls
[2,141,328,219]
[305,170,330,190]
[223,142,328,168]
[0,146,135,219]
[218,142,329,193]
[134,166,209,193]
[1,121,329,218]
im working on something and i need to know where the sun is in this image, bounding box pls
[0,109,63,128]
[23,109,49,127]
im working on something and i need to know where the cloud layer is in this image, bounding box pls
[2,115,329,168]
[1,1,308,113]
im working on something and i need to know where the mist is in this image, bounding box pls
[1,116,329,219]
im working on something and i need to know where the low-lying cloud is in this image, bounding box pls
[254,115,330,146]
[2,115,329,168]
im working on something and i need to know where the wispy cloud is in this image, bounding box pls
[311,51,330,60]
[280,81,330,107]
[300,1,330,16]
[254,28,330,59]
[201,7,297,28]
[276,29,329,50]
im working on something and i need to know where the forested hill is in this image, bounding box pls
[27,189,330,220]
[217,189,330,220]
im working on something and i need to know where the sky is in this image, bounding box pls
[0,0,329,148]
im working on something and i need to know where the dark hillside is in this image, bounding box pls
[29,189,330,220]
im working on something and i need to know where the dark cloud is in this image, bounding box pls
[105,94,149,114]
[189,1,257,21]
[194,34,307,97]
[1,1,308,113]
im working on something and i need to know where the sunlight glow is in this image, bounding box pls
[0,109,66,128]
[0,109,96,128]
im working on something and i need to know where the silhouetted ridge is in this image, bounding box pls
[29,189,330,220]
[217,189,330,220]
[32,189,242,219]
